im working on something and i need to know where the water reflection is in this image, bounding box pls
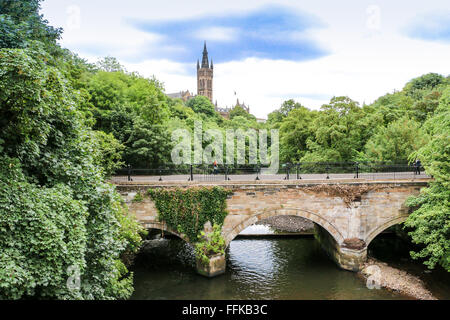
[131,236,408,300]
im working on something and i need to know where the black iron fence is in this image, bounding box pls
[111,162,427,183]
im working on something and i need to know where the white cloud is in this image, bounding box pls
[40,0,450,119]
[123,59,195,90]
[194,27,238,42]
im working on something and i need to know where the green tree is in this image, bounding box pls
[97,56,125,73]
[168,98,196,120]
[301,97,365,162]
[229,105,256,121]
[266,99,304,129]
[279,106,317,163]
[0,0,61,50]
[0,45,143,300]
[409,89,443,123]
[88,71,130,111]
[405,87,450,271]
[124,120,173,168]
[367,91,411,125]
[186,95,217,118]
[88,70,169,129]
[363,117,426,162]
[278,99,303,117]
[404,73,446,98]
[0,157,87,299]
[100,105,136,144]
[92,130,125,177]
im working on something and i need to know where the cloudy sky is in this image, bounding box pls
[41,0,450,118]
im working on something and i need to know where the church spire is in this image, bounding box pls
[197,42,213,103]
[202,41,209,68]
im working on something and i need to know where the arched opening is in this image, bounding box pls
[365,216,409,247]
[223,209,350,275]
[140,222,188,243]
[237,215,315,238]
[224,208,344,247]
[133,224,196,272]
[132,226,198,293]
[365,216,423,271]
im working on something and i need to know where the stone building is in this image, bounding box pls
[166,90,193,102]
[167,42,253,119]
[197,42,213,102]
[234,98,250,113]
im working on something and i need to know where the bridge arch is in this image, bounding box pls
[142,221,189,243]
[224,207,345,247]
[365,215,408,246]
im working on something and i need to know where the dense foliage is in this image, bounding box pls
[195,224,226,265]
[405,88,450,270]
[147,187,231,242]
[0,0,144,299]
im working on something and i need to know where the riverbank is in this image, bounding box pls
[255,216,437,300]
[359,258,436,300]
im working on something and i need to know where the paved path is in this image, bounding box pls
[111,172,430,183]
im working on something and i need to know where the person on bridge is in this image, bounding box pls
[213,161,218,175]
[415,159,422,175]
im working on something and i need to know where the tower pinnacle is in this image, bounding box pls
[202,41,209,68]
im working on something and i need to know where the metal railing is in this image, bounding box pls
[111,162,428,183]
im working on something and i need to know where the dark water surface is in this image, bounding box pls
[131,234,449,300]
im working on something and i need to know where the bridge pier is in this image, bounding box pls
[314,224,367,272]
[196,254,226,277]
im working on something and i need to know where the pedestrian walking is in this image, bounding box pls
[213,161,218,175]
[416,159,421,175]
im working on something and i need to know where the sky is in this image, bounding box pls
[40,0,450,118]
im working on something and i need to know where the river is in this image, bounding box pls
[131,226,449,300]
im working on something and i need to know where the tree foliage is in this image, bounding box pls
[0,6,144,299]
[0,0,61,50]
[124,120,172,168]
[363,117,426,162]
[405,88,450,271]
[186,95,217,118]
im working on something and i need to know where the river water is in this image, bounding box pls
[131,226,449,300]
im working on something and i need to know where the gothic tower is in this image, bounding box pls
[197,42,213,102]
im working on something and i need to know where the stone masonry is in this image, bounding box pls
[116,179,429,276]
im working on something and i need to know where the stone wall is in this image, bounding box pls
[314,224,367,271]
[117,180,427,273]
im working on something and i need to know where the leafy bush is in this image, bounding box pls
[195,224,226,266]
[0,45,144,299]
[147,187,231,242]
[405,88,450,271]
[0,158,87,299]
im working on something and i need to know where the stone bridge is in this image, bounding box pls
[115,179,430,277]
